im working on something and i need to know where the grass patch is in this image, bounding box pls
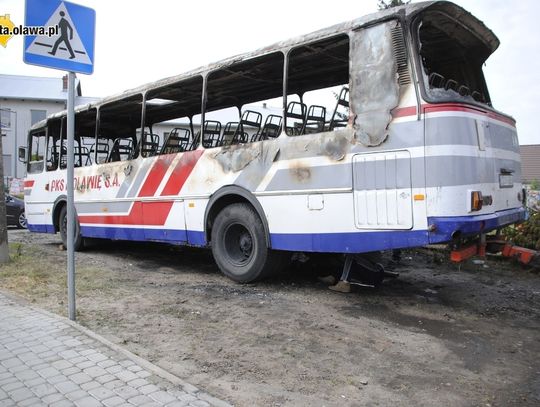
[0,242,121,305]
[0,242,65,300]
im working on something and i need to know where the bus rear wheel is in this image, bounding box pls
[211,203,282,283]
[59,205,84,251]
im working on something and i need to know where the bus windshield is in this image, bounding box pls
[416,9,494,106]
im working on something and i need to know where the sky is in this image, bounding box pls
[0,0,539,145]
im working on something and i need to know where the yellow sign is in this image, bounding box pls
[0,14,15,47]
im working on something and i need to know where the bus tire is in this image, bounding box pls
[59,205,84,251]
[211,203,282,283]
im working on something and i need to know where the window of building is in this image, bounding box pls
[1,110,11,129]
[31,110,47,126]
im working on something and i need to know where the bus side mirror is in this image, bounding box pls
[18,147,27,163]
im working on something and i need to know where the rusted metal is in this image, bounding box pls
[451,236,540,267]
[501,244,538,266]
[450,243,480,263]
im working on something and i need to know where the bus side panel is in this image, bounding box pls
[76,152,204,243]
[255,114,429,253]
[352,151,413,230]
[25,202,55,233]
[262,192,428,253]
[24,174,58,233]
[423,106,525,243]
[183,198,208,246]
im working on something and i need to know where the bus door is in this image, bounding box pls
[352,151,413,229]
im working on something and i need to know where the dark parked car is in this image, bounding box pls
[5,194,26,229]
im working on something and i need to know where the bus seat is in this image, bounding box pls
[140,133,160,158]
[161,127,191,155]
[202,120,222,148]
[285,101,307,136]
[428,72,445,88]
[191,131,201,150]
[91,141,109,157]
[303,105,326,134]
[259,114,282,140]
[235,110,262,144]
[222,122,240,146]
[75,146,91,167]
[329,87,349,131]
[445,79,458,92]
[108,138,133,162]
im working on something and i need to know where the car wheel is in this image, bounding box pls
[211,203,285,283]
[59,205,84,251]
[16,210,27,229]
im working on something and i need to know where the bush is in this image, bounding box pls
[502,209,540,250]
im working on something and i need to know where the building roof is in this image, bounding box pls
[0,73,82,101]
[520,144,540,183]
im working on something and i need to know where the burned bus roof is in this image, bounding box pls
[30,1,499,131]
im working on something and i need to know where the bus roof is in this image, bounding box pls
[30,0,498,131]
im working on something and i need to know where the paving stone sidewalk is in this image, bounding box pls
[0,292,231,407]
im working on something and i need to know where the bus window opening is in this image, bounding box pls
[286,34,349,136]
[417,10,494,105]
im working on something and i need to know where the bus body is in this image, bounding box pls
[22,1,526,282]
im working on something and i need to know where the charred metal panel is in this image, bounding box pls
[212,142,278,174]
[229,141,281,190]
[265,163,351,192]
[350,21,400,147]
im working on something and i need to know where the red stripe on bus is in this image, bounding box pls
[391,103,516,127]
[24,180,34,188]
[79,150,203,225]
[160,150,204,196]
[423,103,516,126]
[391,106,417,118]
[78,201,172,225]
[137,155,176,197]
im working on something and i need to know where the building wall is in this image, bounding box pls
[520,144,540,184]
[0,99,66,179]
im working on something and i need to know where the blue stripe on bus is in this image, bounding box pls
[28,206,526,253]
[270,207,526,252]
[427,207,526,244]
[81,226,189,244]
[27,224,55,234]
[270,230,429,252]
[80,226,207,246]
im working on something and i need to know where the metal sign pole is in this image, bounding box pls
[66,71,76,321]
[23,0,95,322]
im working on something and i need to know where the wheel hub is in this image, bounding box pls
[239,233,252,257]
[224,223,254,266]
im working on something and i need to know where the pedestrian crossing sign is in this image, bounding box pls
[23,0,95,74]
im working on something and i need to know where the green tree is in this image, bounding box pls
[378,0,410,10]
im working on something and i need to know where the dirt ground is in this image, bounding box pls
[2,228,539,407]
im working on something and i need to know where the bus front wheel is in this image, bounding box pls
[211,203,283,283]
[59,205,84,251]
